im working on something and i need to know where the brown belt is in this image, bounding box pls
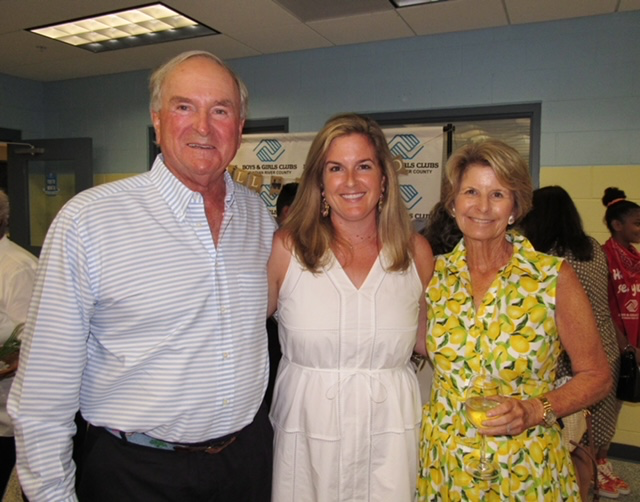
[103,426,238,455]
[174,436,237,454]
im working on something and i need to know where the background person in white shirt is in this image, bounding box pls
[0,189,37,497]
[9,51,276,502]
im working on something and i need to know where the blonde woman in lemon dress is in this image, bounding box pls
[417,140,611,501]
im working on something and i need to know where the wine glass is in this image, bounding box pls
[464,373,501,480]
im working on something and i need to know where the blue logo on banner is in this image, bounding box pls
[388,134,423,160]
[260,186,279,210]
[400,184,422,209]
[254,139,285,162]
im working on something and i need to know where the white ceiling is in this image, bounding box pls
[1,0,639,82]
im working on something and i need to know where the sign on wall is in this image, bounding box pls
[229,126,444,220]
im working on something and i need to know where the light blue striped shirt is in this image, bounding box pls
[8,156,277,501]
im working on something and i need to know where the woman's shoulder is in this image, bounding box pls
[270,229,294,267]
[411,232,432,255]
[411,233,435,286]
[275,227,301,248]
[586,235,607,259]
[512,232,564,276]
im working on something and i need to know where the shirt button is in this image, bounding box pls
[223,352,230,359]
[223,399,230,406]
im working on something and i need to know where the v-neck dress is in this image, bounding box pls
[270,251,424,502]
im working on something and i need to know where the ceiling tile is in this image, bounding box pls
[308,11,414,46]
[505,0,619,24]
[273,0,393,22]
[619,0,640,11]
[171,0,301,33]
[234,22,333,54]
[169,0,332,53]
[397,0,508,36]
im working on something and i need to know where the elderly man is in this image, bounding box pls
[9,51,276,502]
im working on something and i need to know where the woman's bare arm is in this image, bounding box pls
[267,230,292,318]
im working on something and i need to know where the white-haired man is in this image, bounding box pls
[9,52,276,501]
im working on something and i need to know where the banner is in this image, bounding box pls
[229,126,444,220]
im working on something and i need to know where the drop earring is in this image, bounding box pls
[508,215,515,225]
[321,193,330,218]
[378,192,384,212]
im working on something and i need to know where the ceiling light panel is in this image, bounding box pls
[275,0,393,23]
[28,3,217,53]
[391,0,447,7]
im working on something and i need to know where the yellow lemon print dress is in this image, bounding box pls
[417,232,580,501]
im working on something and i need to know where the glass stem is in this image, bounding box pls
[479,433,488,467]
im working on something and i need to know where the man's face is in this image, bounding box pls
[152,57,245,191]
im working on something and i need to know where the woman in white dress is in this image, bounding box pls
[267,113,434,501]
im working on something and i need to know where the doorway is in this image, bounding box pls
[7,137,93,256]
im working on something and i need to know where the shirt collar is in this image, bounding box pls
[444,230,544,279]
[149,155,236,222]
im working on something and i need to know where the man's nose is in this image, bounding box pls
[194,111,210,136]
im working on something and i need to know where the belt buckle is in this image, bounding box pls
[202,436,236,454]
[175,435,237,454]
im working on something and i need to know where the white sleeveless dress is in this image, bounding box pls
[270,251,423,502]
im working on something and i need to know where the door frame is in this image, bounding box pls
[8,138,93,256]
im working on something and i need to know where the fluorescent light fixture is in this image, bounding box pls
[28,3,218,53]
[390,0,447,7]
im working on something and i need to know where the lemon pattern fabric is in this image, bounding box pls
[417,231,580,501]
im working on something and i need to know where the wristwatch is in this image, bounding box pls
[538,396,557,427]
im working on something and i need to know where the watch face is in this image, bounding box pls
[544,410,557,426]
[540,397,556,426]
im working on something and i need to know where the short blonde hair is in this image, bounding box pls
[443,139,533,223]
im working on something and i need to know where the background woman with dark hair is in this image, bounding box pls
[422,200,463,256]
[520,185,626,500]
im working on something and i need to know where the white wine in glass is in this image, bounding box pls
[466,397,501,428]
[464,374,501,480]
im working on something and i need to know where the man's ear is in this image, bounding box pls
[237,119,245,143]
[151,111,161,143]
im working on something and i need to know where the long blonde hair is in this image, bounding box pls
[283,113,414,272]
